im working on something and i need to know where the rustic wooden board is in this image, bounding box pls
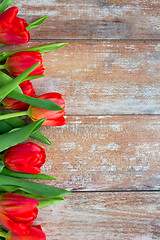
[1,1,160,238]
[1,41,160,115]
[37,192,160,240]
[31,115,160,191]
[12,0,160,39]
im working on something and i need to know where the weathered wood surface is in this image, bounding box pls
[2,0,160,239]
[2,41,160,115]
[36,192,160,240]
[13,0,160,39]
[38,41,160,115]
[33,115,160,191]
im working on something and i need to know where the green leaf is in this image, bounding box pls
[24,74,45,81]
[0,0,13,14]
[13,191,50,200]
[30,130,53,146]
[0,43,68,61]
[0,72,23,94]
[0,72,63,111]
[12,190,63,201]
[0,185,20,193]
[8,91,63,111]
[1,168,56,180]
[23,43,68,54]
[0,187,64,202]
[26,16,48,31]
[0,63,39,101]
[0,120,12,133]
[0,71,45,92]
[0,114,52,146]
[0,112,26,128]
[0,175,71,198]
[0,118,45,152]
[0,229,7,238]
[38,197,64,208]
[0,162,4,173]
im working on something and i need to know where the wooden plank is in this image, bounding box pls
[37,192,160,240]
[12,0,160,40]
[2,41,159,115]
[31,115,160,191]
[41,41,160,115]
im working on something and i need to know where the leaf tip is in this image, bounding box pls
[62,43,68,46]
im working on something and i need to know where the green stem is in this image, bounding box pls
[0,154,3,159]
[0,229,7,238]
[0,111,28,120]
[0,64,6,70]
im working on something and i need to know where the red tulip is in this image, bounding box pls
[6,225,46,240]
[0,7,30,45]
[28,92,66,126]
[5,51,45,77]
[2,142,46,174]
[2,80,36,110]
[0,193,39,236]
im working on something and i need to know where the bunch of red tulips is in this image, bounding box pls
[0,1,70,239]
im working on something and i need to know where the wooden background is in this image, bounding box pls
[3,0,160,239]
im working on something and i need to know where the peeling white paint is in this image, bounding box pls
[105,143,120,151]
[133,236,154,240]
[89,143,119,153]
[109,124,122,132]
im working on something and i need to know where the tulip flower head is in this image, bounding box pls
[2,142,46,174]
[0,193,39,236]
[6,225,46,240]
[5,51,45,77]
[0,7,30,45]
[28,92,66,126]
[2,80,36,110]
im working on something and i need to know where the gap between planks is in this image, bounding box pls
[65,114,160,116]
[72,190,160,193]
[30,38,160,42]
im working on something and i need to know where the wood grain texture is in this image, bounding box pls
[40,41,160,115]
[1,1,160,238]
[2,41,159,115]
[31,115,160,191]
[12,0,160,39]
[36,192,160,240]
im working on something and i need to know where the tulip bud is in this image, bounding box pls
[2,81,36,110]
[28,92,66,126]
[2,142,46,174]
[0,7,30,45]
[0,193,39,236]
[5,51,45,77]
[6,225,46,240]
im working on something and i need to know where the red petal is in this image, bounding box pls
[0,212,29,236]
[0,7,18,23]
